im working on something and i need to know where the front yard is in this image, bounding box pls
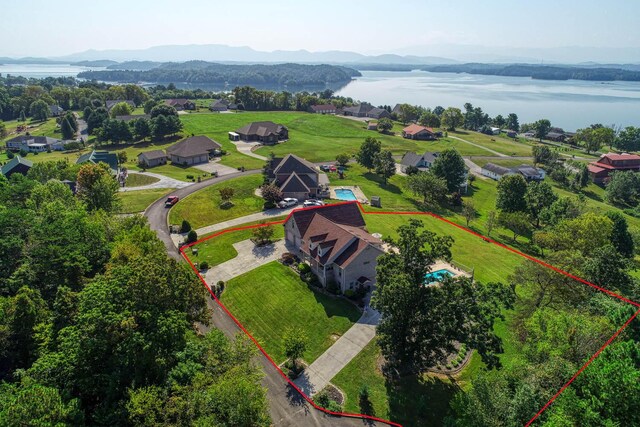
[221,261,361,364]
[117,188,173,214]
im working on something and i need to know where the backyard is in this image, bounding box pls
[117,188,173,214]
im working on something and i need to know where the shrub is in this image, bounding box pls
[6,151,14,159]
[219,200,234,209]
[344,289,356,299]
[326,280,341,295]
[200,261,209,270]
[298,263,311,274]
[186,174,194,180]
[405,165,419,175]
[186,230,198,244]
[19,149,28,157]
[181,219,192,233]
[281,252,296,265]
[264,200,276,209]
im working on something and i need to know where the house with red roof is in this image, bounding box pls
[587,153,640,184]
[402,124,437,140]
[284,203,384,293]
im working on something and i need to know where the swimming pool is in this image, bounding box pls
[424,269,455,284]
[334,188,357,201]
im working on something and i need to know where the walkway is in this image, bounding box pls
[294,309,380,396]
[230,139,268,160]
[449,135,508,157]
[193,159,241,176]
[121,171,192,192]
[204,239,290,283]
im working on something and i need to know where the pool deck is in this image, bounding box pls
[430,260,472,281]
[329,185,368,203]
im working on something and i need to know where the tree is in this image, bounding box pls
[419,111,440,128]
[532,145,558,166]
[614,126,640,152]
[181,219,191,233]
[573,163,590,190]
[76,163,120,212]
[377,118,393,133]
[150,104,178,118]
[533,119,551,141]
[252,223,275,245]
[397,104,419,124]
[605,170,640,206]
[133,118,151,141]
[496,174,528,213]
[260,183,283,206]
[151,114,169,141]
[116,151,127,165]
[430,148,466,192]
[219,187,234,202]
[29,100,50,121]
[186,229,198,243]
[372,219,514,373]
[486,210,497,237]
[440,107,464,131]
[492,114,506,128]
[505,113,520,132]
[19,109,26,122]
[498,211,531,241]
[108,101,133,118]
[539,196,585,226]
[0,120,7,139]
[406,171,447,206]
[374,149,396,185]
[525,181,557,227]
[605,211,634,257]
[461,200,476,227]
[60,117,74,140]
[283,327,307,372]
[143,99,158,114]
[537,213,614,257]
[335,153,350,166]
[356,137,381,172]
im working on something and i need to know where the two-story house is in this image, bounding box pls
[266,154,327,200]
[588,153,640,184]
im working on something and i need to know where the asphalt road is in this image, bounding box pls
[144,169,383,426]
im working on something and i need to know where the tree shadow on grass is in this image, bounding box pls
[309,288,361,323]
[386,373,462,426]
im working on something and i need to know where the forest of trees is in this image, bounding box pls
[0,166,270,425]
[77,61,361,87]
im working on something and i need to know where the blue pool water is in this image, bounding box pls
[335,188,357,201]
[424,269,455,284]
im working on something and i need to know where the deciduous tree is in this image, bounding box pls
[356,137,381,172]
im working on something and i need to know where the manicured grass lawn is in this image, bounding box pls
[449,130,534,157]
[168,174,264,228]
[222,262,361,364]
[1,118,61,144]
[117,188,173,213]
[472,158,534,168]
[189,218,286,267]
[125,173,159,187]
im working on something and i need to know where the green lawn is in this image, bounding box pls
[472,158,534,168]
[188,218,286,267]
[168,174,264,228]
[125,173,159,187]
[117,188,173,214]
[449,130,534,157]
[2,117,61,144]
[221,262,361,364]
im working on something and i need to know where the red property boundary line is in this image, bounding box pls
[179,201,640,427]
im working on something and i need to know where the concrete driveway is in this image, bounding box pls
[204,239,291,283]
[121,171,192,191]
[193,159,242,176]
[231,139,268,160]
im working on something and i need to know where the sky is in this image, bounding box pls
[2,0,639,57]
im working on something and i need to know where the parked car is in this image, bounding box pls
[329,165,337,172]
[303,199,325,208]
[278,198,298,208]
[320,164,331,172]
[164,196,179,207]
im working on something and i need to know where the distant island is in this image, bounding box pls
[77,61,361,87]
[420,63,640,82]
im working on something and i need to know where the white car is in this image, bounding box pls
[278,198,299,208]
[303,199,325,208]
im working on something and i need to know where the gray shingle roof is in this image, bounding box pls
[482,163,511,175]
[1,155,33,176]
[167,135,221,158]
[274,154,317,176]
[236,121,286,137]
[138,150,167,161]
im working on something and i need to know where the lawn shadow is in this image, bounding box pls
[385,373,462,426]
[309,288,361,323]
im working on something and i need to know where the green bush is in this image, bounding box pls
[186,174,194,180]
[181,219,191,233]
[326,280,341,295]
[186,230,198,243]
[6,151,14,159]
[200,261,209,270]
[298,263,311,274]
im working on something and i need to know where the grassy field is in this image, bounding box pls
[188,218,286,267]
[168,174,264,228]
[449,130,534,157]
[472,158,534,168]
[1,117,61,144]
[117,188,172,213]
[125,173,159,187]
[221,261,361,364]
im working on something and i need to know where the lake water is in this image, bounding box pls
[0,63,106,78]
[335,70,640,131]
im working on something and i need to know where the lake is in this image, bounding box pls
[0,63,106,78]
[335,70,640,131]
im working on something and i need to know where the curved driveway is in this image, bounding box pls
[145,170,384,427]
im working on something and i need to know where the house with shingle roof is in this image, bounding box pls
[164,99,195,110]
[105,100,136,111]
[588,152,640,184]
[235,121,288,145]
[49,105,65,117]
[367,107,391,120]
[166,135,221,166]
[309,104,337,114]
[402,124,437,140]
[137,150,168,168]
[266,154,327,200]
[400,151,439,173]
[284,202,384,293]
[1,155,33,178]
[76,150,119,174]
[209,99,229,111]
[115,114,150,123]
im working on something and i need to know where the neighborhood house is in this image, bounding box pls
[49,105,65,117]
[284,202,384,293]
[166,135,221,166]
[481,163,546,181]
[309,104,337,114]
[342,103,390,119]
[402,124,437,140]
[6,135,69,152]
[588,152,640,184]
[137,150,168,168]
[76,150,119,174]
[400,151,439,173]
[235,121,288,145]
[209,99,237,111]
[1,155,33,178]
[266,154,328,200]
[164,98,195,110]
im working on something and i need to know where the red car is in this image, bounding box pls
[329,165,337,172]
[165,196,179,207]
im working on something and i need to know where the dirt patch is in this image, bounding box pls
[330,333,341,342]
[319,383,345,405]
